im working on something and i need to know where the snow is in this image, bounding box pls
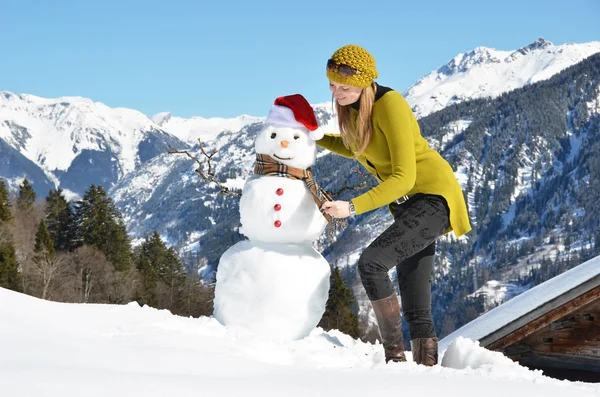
[405,39,600,118]
[441,336,540,378]
[3,39,598,211]
[110,153,179,231]
[440,255,600,352]
[0,91,165,176]
[60,188,81,202]
[238,122,327,244]
[439,119,472,150]
[239,176,328,244]
[1,286,599,396]
[215,111,332,341]
[151,111,262,145]
[471,280,531,310]
[254,125,318,170]
[223,176,246,190]
[500,143,535,227]
[587,92,600,114]
[214,240,330,341]
[567,108,590,164]
[0,91,261,189]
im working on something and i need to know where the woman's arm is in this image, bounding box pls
[351,92,417,214]
[316,134,355,158]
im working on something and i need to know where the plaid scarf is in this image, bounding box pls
[253,153,345,239]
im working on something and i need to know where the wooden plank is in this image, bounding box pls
[480,275,600,348]
[530,305,600,341]
[517,353,600,374]
[486,284,600,351]
[518,301,600,357]
[550,319,577,330]
[504,343,532,356]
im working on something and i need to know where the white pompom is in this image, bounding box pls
[309,128,324,140]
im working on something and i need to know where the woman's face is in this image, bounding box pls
[329,80,362,106]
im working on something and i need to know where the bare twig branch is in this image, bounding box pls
[168,139,373,200]
[328,167,377,197]
[167,138,241,198]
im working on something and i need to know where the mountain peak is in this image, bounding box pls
[151,112,172,126]
[438,46,502,76]
[404,39,600,119]
[514,37,554,56]
[1,91,15,100]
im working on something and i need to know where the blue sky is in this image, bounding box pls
[1,0,599,118]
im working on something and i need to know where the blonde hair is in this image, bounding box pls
[334,82,377,156]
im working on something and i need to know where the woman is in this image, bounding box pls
[319,44,471,366]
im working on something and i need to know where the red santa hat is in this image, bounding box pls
[266,94,324,140]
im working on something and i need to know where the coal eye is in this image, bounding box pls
[270,132,277,139]
[293,135,300,140]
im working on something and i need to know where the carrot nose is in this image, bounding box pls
[280,140,289,148]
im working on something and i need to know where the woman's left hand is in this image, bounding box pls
[321,200,351,219]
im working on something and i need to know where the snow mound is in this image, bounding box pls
[442,336,542,380]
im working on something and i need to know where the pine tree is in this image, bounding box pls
[0,179,12,223]
[33,219,62,299]
[75,185,132,271]
[0,240,20,292]
[106,219,133,271]
[180,265,214,318]
[135,252,158,307]
[45,189,78,252]
[16,179,36,211]
[135,231,186,310]
[318,267,360,338]
[143,232,167,268]
[34,220,55,257]
[163,246,186,310]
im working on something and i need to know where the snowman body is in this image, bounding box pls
[213,240,330,340]
[239,175,327,244]
[213,97,332,341]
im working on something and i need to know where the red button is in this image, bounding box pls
[276,188,284,196]
[274,204,281,211]
[274,220,282,227]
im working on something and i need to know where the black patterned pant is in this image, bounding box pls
[357,194,450,339]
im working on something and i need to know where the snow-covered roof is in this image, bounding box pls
[440,255,600,353]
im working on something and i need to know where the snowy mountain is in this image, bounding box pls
[0,92,190,196]
[2,285,600,396]
[111,51,600,340]
[2,38,596,198]
[151,111,263,146]
[404,38,600,118]
[110,47,600,257]
[2,39,600,340]
[110,121,260,247]
[421,52,600,329]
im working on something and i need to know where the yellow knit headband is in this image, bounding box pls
[326,44,378,88]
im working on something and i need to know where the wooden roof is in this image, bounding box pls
[481,273,600,350]
[439,256,600,354]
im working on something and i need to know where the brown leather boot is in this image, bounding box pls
[370,295,407,363]
[411,337,438,366]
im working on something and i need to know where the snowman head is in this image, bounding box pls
[255,94,324,170]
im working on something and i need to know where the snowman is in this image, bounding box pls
[213,94,335,341]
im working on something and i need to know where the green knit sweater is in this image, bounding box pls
[317,90,471,238]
